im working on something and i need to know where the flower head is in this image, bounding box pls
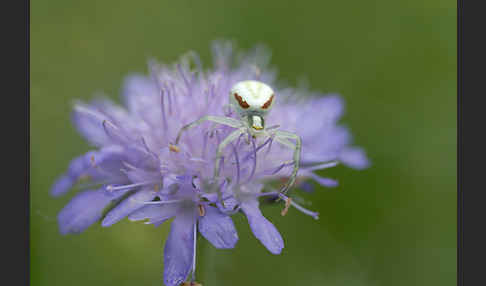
[51,41,369,286]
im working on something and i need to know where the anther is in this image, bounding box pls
[281,197,292,216]
[169,144,180,153]
[90,155,96,167]
[198,204,205,217]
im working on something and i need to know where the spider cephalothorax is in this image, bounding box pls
[229,80,275,131]
[173,80,301,195]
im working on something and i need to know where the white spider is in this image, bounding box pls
[172,80,302,195]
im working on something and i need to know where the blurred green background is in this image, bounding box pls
[30,0,456,285]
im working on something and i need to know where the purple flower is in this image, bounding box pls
[51,41,369,285]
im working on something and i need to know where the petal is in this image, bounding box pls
[57,189,123,235]
[50,176,75,198]
[101,188,158,227]
[216,196,239,213]
[307,172,339,188]
[50,147,125,197]
[71,103,111,146]
[163,211,196,286]
[128,202,179,225]
[339,147,370,170]
[240,199,284,254]
[199,206,238,249]
[122,164,161,184]
[122,75,159,117]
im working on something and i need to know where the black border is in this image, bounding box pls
[5,0,29,284]
[460,0,486,284]
[457,0,463,285]
[27,0,31,284]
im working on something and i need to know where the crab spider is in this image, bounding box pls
[172,80,302,194]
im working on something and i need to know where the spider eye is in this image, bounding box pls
[234,93,250,109]
[261,94,274,109]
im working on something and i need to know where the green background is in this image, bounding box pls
[30,0,456,285]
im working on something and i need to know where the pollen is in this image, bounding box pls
[169,144,180,153]
[281,197,292,216]
[198,204,206,217]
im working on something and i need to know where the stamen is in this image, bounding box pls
[260,161,294,176]
[217,179,227,208]
[169,81,180,111]
[178,64,193,96]
[303,160,339,172]
[105,181,156,192]
[90,155,96,167]
[159,89,169,131]
[214,129,222,145]
[201,131,209,158]
[169,144,180,153]
[257,191,279,198]
[140,137,159,160]
[266,136,274,155]
[164,83,173,115]
[198,204,205,216]
[266,124,280,130]
[231,143,241,185]
[191,222,197,282]
[241,136,272,163]
[246,137,257,183]
[102,120,125,142]
[255,191,318,219]
[281,197,292,216]
[135,199,184,205]
[217,156,225,178]
[149,64,168,131]
[278,193,319,220]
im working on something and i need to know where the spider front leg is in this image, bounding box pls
[174,115,242,145]
[273,130,302,194]
[213,128,247,179]
[211,128,246,206]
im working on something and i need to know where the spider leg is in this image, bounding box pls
[273,130,302,194]
[213,128,246,206]
[174,115,242,145]
[213,128,247,179]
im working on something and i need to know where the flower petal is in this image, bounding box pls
[50,176,76,198]
[127,202,179,225]
[339,147,370,170]
[122,75,160,119]
[199,206,238,249]
[58,189,123,235]
[163,211,195,286]
[307,172,339,188]
[240,199,284,254]
[50,146,125,197]
[71,103,111,146]
[101,188,158,227]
